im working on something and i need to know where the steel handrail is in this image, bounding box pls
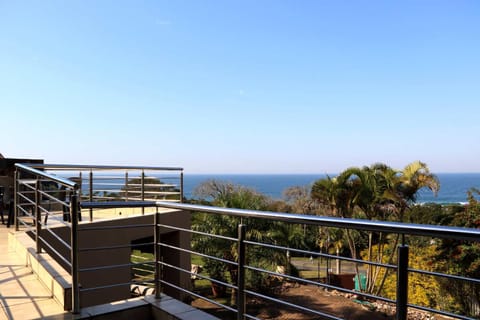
[155,201,480,241]
[26,163,183,171]
[15,163,79,188]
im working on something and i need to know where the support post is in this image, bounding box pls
[71,192,80,313]
[14,170,19,231]
[154,206,161,299]
[396,245,409,320]
[35,180,41,253]
[89,170,93,222]
[180,171,184,203]
[237,224,246,320]
[141,170,145,215]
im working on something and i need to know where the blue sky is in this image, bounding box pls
[1,1,479,174]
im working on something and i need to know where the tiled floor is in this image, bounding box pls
[0,224,67,320]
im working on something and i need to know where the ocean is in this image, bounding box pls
[183,173,480,204]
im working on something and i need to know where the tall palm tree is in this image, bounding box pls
[312,162,440,294]
[394,161,440,221]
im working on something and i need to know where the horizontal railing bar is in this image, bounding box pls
[79,242,155,252]
[79,280,150,293]
[37,191,70,207]
[158,242,238,267]
[17,182,36,190]
[245,264,395,304]
[126,191,180,195]
[408,267,480,284]
[17,205,33,216]
[408,302,475,320]
[28,163,183,171]
[158,223,238,242]
[161,260,235,289]
[79,261,154,273]
[17,193,35,204]
[43,227,72,251]
[122,183,178,187]
[80,201,157,209]
[38,237,72,268]
[160,280,238,313]
[245,240,397,270]
[17,218,32,228]
[155,202,480,241]
[78,223,153,232]
[16,164,78,188]
[244,289,343,320]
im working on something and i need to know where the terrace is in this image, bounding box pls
[1,162,479,319]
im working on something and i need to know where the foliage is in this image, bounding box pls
[192,180,293,303]
[434,188,480,316]
[364,244,449,309]
[311,161,439,294]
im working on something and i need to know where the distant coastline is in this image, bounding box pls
[183,173,480,204]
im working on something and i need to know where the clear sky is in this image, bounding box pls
[1,1,479,174]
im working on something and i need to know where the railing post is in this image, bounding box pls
[237,224,246,320]
[125,172,129,201]
[141,170,145,215]
[180,171,184,203]
[154,206,161,298]
[89,170,93,222]
[70,192,80,313]
[14,169,19,231]
[35,180,41,253]
[396,244,409,320]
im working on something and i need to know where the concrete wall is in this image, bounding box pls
[39,209,191,308]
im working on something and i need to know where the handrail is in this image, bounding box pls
[15,163,78,188]
[154,201,480,241]
[80,201,157,209]
[25,163,184,171]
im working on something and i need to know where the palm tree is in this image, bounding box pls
[312,162,440,294]
[192,180,276,305]
[311,174,360,262]
[374,161,440,295]
[394,161,440,221]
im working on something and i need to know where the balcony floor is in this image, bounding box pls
[0,223,67,320]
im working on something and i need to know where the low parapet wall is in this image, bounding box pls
[39,209,191,308]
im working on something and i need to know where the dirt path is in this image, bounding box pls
[192,284,396,319]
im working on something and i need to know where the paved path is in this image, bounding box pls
[0,223,67,320]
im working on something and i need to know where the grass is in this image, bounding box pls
[131,250,155,283]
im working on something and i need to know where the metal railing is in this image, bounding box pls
[152,202,480,320]
[14,163,183,313]
[17,163,183,221]
[13,163,480,319]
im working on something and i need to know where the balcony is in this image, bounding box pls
[2,162,479,319]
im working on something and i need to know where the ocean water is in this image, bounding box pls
[183,173,480,204]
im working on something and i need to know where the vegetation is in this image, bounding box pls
[187,163,480,317]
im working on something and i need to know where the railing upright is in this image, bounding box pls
[14,170,19,231]
[180,171,184,202]
[141,170,145,214]
[35,180,41,253]
[71,192,80,313]
[89,170,93,221]
[396,244,409,320]
[154,206,161,299]
[237,224,246,320]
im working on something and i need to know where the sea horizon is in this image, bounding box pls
[183,172,480,204]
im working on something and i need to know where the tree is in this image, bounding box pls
[435,188,480,316]
[192,180,278,305]
[311,161,440,294]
